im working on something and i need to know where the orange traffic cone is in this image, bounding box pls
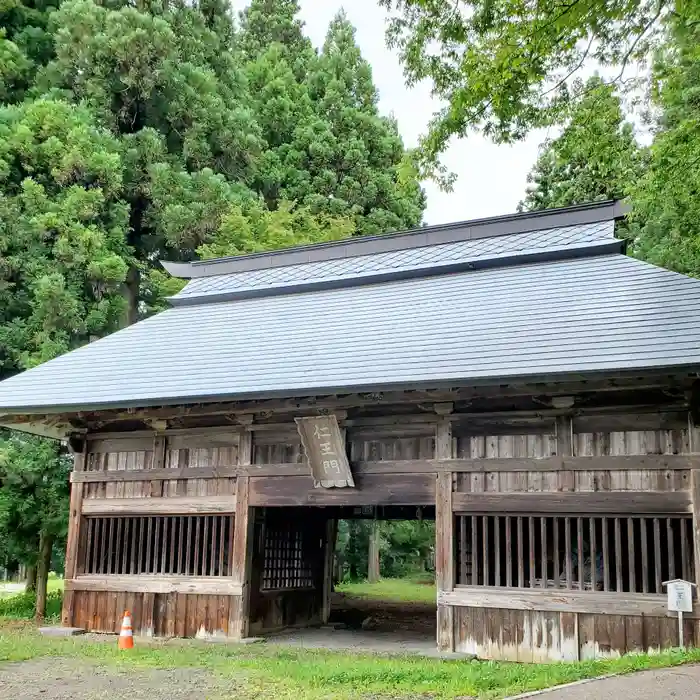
[118,610,134,650]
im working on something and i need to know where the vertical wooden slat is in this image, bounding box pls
[62,446,86,627]
[667,518,676,581]
[615,518,623,592]
[218,515,226,576]
[565,517,572,589]
[161,517,169,574]
[145,516,153,575]
[553,517,560,588]
[482,515,489,587]
[654,517,662,593]
[168,517,176,575]
[136,516,144,575]
[121,518,129,574]
[505,517,512,587]
[628,517,637,593]
[529,516,536,588]
[209,516,218,577]
[99,516,107,574]
[202,515,210,577]
[590,518,597,591]
[130,517,138,575]
[194,516,202,576]
[540,518,547,588]
[178,516,185,575]
[107,518,115,575]
[641,517,649,593]
[115,518,123,575]
[153,516,161,575]
[471,515,479,586]
[577,517,584,590]
[517,516,524,588]
[460,517,467,585]
[603,518,610,592]
[494,516,501,587]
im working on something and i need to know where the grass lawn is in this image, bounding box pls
[2,619,700,699]
[336,577,437,604]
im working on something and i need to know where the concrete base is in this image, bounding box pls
[39,626,85,637]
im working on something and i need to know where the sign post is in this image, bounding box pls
[662,578,696,649]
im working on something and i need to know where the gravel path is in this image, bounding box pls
[0,658,227,700]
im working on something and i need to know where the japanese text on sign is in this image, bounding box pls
[295,415,354,488]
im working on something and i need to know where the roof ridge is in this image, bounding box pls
[162,200,628,280]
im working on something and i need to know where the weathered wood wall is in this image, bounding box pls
[61,395,700,660]
[437,411,700,660]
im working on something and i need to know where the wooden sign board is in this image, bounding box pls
[295,415,354,488]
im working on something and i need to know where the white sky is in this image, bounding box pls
[232,0,547,226]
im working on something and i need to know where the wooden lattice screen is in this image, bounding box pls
[82,515,234,576]
[261,522,318,591]
[456,514,694,593]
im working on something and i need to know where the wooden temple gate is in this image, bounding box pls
[59,389,700,660]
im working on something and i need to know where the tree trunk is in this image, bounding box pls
[123,265,140,327]
[35,532,53,623]
[25,566,36,594]
[368,521,380,583]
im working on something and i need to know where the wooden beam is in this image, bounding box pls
[71,454,698,483]
[61,448,86,627]
[452,492,691,515]
[440,586,700,618]
[82,496,236,515]
[65,574,243,596]
[321,518,338,624]
[249,473,434,507]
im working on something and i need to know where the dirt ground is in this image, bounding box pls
[0,658,228,700]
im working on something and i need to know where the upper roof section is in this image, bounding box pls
[165,201,626,306]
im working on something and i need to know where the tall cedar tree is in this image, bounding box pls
[632,19,700,277]
[520,77,644,212]
[42,0,262,322]
[292,12,425,233]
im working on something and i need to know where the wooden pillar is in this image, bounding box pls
[435,403,455,652]
[688,413,700,646]
[61,441,86,627]
[321,518,338,624]
[229,425,254,639]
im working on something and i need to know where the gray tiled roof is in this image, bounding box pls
[1,252,700,413]
[174,221,615,302]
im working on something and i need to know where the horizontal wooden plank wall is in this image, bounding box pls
[444,412,700,661]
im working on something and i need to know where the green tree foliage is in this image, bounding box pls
[41,0,262,320]
[198,200,354,259]
[0,0,58,103]
[0,98,129,374]
[0,433,70,597]
[520,77,645,212]
[632,19,700,277]
[379,0,689,175]
[336,519,435,581]
[291,12,425,233]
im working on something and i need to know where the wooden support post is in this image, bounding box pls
[368,519,380,583]
[61,443,86,628]
[321,518,338,624]
[435,404,455,652]
[689,413,700,646]
[229,427,254,639]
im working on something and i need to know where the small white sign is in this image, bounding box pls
[664,579,694,613]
